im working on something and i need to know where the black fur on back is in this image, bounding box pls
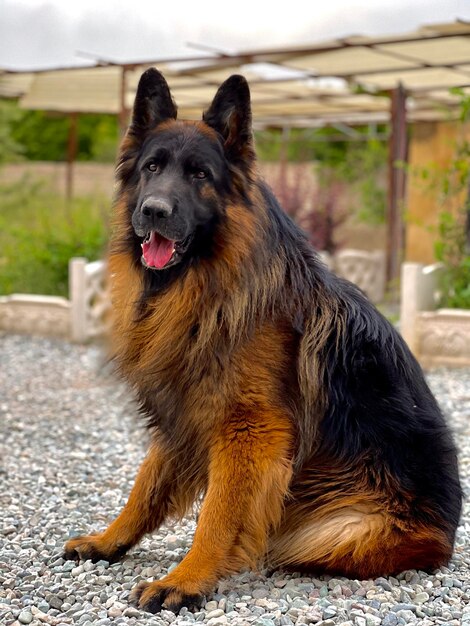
[255,181,462,541]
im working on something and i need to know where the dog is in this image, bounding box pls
[64,68,462,614]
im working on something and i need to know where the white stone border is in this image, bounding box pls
[0,294,71,339]
[69,258,110,343]
[400,262,470,367]
[0,251,386,343]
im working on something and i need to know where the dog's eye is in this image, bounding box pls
[193,170,207,180]
[147,162,160,173]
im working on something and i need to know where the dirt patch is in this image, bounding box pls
[0,162,115,197]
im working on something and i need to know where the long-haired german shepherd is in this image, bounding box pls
[64,69,462,613]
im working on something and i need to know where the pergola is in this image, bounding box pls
[2,19,470,282]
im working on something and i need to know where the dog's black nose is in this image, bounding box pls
[141,197,173,219]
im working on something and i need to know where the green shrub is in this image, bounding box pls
[435,208,470,309]
[335,138,387,225]
[255,128,387,225]
[0,176,109,296]
[0,100,24,164]
[433,91,470,309]
[0,99,119,162]
[407,91,470,309]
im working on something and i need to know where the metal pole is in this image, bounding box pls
[386,83,408,286]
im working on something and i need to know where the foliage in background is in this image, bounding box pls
[410,89,470,309]
[0,176,109,296]
[0,100,388,295]
[1,98,387,221]
[268,163,348,254]
[0,100,25,164]
[256,127,387,225]
[334,138,387,224]
[434,91,470,308]
[0,99,119,162]
[434,209,470,308]
[255,127,350,165]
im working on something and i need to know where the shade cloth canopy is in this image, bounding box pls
[1,20,469,127]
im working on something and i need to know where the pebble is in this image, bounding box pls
[374,578,392,592]
[47,595,63,610]
[18,610,33,624]
[206,609,225,619]
[1,335,469,626]
[255,619,275,626]
[414,591,430,603]
[207,618,227,626]
[164,534,182,550]
[123,607,141,617]
[107,606,123,617]
[391,603,417,612]
[397,609,417,622]
[141,566,158,578]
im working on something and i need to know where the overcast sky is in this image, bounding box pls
[1,0,469,70]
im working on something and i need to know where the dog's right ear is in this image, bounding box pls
[129,68,177,137]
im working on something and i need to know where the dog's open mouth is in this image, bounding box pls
[141,231,191,270]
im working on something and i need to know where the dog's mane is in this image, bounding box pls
[109,141,410,470]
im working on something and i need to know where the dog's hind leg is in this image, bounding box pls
[131,408,293,613]
[268,498,453,578]
[64,439,188,563]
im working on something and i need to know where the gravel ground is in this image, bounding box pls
[1,333,469,626]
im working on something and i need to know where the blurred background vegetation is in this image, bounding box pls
[0,100,115,295]
[0,100,119,163]
[0,176,109,296]
[0,98,389,297]
[1,94,468,310]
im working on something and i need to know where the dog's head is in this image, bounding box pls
[117,68,255,271]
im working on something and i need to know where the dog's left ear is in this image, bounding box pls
[203,75,255,165]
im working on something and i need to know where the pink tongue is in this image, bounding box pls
[142,232,175,268]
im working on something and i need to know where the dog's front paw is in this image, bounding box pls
[63,533,130,564]
[130,579,205,614]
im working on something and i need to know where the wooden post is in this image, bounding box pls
[386,84,408,287]
[465,177,470,254]
[66,112,78,200]
[278,126,290,205]
[118,66,131,137]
